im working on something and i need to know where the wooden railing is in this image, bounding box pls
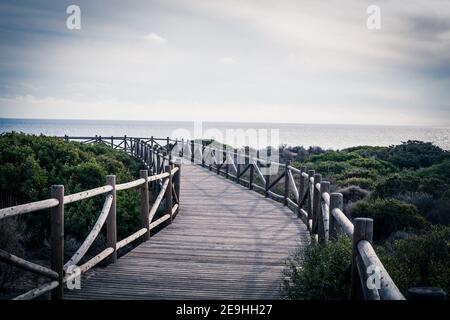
[177,139,405,300]
[0,137,181,300]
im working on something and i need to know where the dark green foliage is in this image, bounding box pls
[351,199,429,243]
[379,226,450,295]
[283,236,352,300]
[384,141,449,170]
[280,140,449,299]
[0,132,142,246]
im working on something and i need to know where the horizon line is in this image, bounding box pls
[0,116,447,129]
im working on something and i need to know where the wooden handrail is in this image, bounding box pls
[64,195,113,270]
[0,198,59,220]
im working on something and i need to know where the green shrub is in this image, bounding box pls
[385,141,449,170]
[351,199,429,242]
[338,177,374,190]
[379,225,450,295]
[0,132,141,246]
[283,236,352,300]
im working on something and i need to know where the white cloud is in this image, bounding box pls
[218,57,235,64]
[143,33,167,44]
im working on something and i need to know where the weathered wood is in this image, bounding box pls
[329,193,343,239]
[149,213,171,230]
[235,148,240,184]
[332,207,354,238]
[0,249,58,279]
[117,228,149,250]
[0,198,59,220]
[165,165,173,224]
[352,218,373,299]
[14,281,59,300]
[50,185,64,300]
[64,195,113,269]
[249,163,254,190]
[106,175,117,264]
[64,185,113,204]
[224,145,229,179]
[298,167,306,218]
[311,173,321,236]
[307,170,315,228]
[148,178,170,223]
[174,162,181,204]
[116,178,146,191]
[284,162,290,206]
[358,240,405,300]
[318,181,330,244]
[288,169,299,202]
[140,170,150,241]
[79,247,114,273]
[147,172,169,182]
[264,171,270,197]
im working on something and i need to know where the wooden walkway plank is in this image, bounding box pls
[66,163,308,300]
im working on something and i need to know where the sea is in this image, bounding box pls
[1,118,449,151]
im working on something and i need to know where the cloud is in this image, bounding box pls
[143,33,167,44]
[218,57,235,64]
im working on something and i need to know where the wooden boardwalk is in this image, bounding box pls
[66,163,309,299]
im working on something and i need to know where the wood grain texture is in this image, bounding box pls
[66,163,309,300]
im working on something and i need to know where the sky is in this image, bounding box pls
[0,0,450,126]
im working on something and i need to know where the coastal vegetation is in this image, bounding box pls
[283,140,450,298]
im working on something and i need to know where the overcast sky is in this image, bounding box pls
[0,0,449,126]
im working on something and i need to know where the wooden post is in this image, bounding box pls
[156,152,161,174]
[202,142,206,168]
[329,193,343,240]
[249,162,254,190]
[165,165,173,224]
[284,162,290,206]
[174,161,181,204]
[318,181,330,244]
[111,136,114,149]
[307,170,315,226]
[106,175,117,264]
[150,136,154,172]
[124,135,127,152]
[191,140,195,163]
[64,135,69,142]
[235,148,240,185]
[244,146,250,166]
[167,137,172,162]
[311,173,321,235]
[351,218,374,299]
[224,144,229,179]
[140,170,150,241]
[50,185,64,300]
[264,171,270,197]
[298,167,306,215]
[209,148,213,171]
[181,138,184,157]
